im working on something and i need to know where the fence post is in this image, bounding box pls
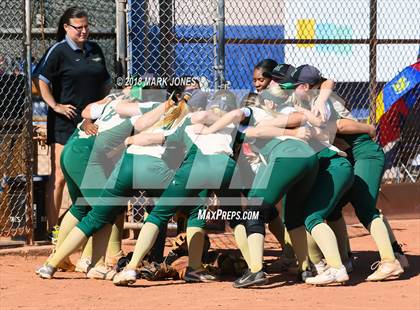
[159,0,174,77]
[215,0,225,89]
[116,0,127,82]
[369,0,378,126]
[24,0,34,244]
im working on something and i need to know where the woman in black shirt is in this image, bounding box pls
[34,7,111,232]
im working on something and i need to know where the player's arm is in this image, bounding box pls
[244,126,312,141]
[134,99,175,132]
[336,118,376,138]
[80,97,111,136]
[312,79,335,122]
[294,106,324,127]
[196,109,246,135]
[81,96,114,119]
[124,132,165,147]
[257,112,306,128]
[190,110,221,125]
[115,100,142,117]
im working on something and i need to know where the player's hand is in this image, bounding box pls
[53,103,77,119]
[122,86,132,97]
[124,136,132,146]
[368,124,376,138]
[81,119,98,135]
[263,99,277,111]
[311,99,328,122]
[293,127,312,141]
[296,105,324,127]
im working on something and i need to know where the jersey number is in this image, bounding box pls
[100,108,117,122]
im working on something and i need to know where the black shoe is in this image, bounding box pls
[391,242,404,255]
[184,266,218,283]
[232,269,268,288]
[116,252,133,273]
[298,269,314,282]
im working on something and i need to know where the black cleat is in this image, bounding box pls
[233,269,268,288]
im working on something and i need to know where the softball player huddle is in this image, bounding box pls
[36,60,409,288]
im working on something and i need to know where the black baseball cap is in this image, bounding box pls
[281,64,325,89]
[206,89,237,112]
[270,64,296,83]
[186,89,208,110]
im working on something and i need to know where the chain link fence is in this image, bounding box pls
[223,0,419,182]
[0,0,33,239]
[127,0,218,88]
[1,0,116,240]
[0,0,418,240]
[123,0,419,228]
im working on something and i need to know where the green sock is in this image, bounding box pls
[288,226,309,271]
[311,223,342,268]
[49,227,87,267]
[106,213,125,258]
[368,218,395,262]
[126,222,160,269]
[307,231,323,264]
[327,217,351,262]
[186,227,205,270]
[248,233,264,273]
[91,224,112,267]
[233,224,251,267]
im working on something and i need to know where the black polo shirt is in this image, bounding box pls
[34,35,111,144]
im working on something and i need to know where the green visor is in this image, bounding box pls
[280,82,299,90]
[130,81,147,100]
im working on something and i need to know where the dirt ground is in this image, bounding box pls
[1,219,419,310]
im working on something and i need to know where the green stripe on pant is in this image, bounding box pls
[76,152,174,236]
[146,146,236,229]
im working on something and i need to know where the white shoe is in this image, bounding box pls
[343,259,354,274]
[305,265,349,285]
[395,252,409,269]
[86,265,117,280]
[366,259,403,281]
[312,259,328,275]
[113,268,137,286]
[45,251,75,272]
[75,257,91,273]
[36,264,57,279]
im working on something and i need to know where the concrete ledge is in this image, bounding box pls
[0,245,52,257]
[0,240,26,249]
